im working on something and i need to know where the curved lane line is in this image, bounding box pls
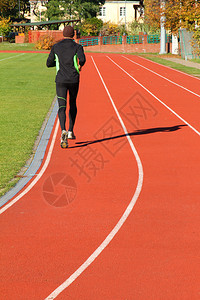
[108,56,200,137]
[0,119,59,215]
[122,55,200,98]
[44,56,144,299]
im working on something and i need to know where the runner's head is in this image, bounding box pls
[63,25,74,38]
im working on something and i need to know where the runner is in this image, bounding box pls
[46,25,86,148]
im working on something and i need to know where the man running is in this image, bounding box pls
[46,25,86,148]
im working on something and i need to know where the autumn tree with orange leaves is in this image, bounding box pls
[144,0,200,54]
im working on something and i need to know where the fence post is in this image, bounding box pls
[143,34,148,44]
[122,34,127,52]
[141,34,148,53]
[172,34,179,55]
[99,35,103,46]
[99,34,103,52]
[74,30,78,43]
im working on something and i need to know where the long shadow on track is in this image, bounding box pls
[71,124,187,149]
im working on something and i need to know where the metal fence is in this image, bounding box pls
[147,34,172,44]
[79,37,99,47]
[103,36,122,45]
[179,29,194,60]
[127,35,143,44]
[78,34,172,47]
[148,34,160,44]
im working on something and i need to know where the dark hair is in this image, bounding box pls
[63,26,74,38]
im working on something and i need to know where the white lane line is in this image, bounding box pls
[107,56,200,137]
[139,56,200,80]
[0,119,59,215]
[122,55,200,98]
[0,53,25,62]
[44,57,144,300]
[136,54,200,81]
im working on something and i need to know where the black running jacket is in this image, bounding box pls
[46,39,86,83]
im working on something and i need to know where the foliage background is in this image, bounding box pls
[144,0,200,55]
[0,17,11,36]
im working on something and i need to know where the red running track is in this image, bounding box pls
[0,53,200,300]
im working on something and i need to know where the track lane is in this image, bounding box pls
[125,54,200,94]
[108,54,200,133]
[0,53,140,299]
[1,53,200,299]
[57,53,200,299]
[122,55,200,98]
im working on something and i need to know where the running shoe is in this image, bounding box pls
[68,131,76,139]
[60,130,68,148]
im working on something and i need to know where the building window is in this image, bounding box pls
[120,7,126,17]
[99,7,106,17]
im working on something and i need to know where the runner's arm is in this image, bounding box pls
[46,46,56,68]
[77,45,86,68]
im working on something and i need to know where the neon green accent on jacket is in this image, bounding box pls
[73,53,79,74]
[55,54,60,74]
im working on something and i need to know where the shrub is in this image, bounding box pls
[35,34,55,50]
[129,20,159,35]
[0,17,11,37]
[100,22,120,36]
[118,24,128,36]
[78,17,103,36]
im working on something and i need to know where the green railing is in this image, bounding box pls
[79,37,99,47]
[147,34,172,44]
[148,34,160,44]
[103,36,122,45]
[78,34,172,47]
[127,35,143,44]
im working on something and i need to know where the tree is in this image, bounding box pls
[0,0,18,19]
[165,0,200,34]
[0,0,30,20]
[69,0,105,19]
[44,0,105,21]
[41,0,65,29]
[144,0,160,31]
[144,0,200,55]
[78,17,103,36]
[19,0,30,19]
[144,0,200,35]
[41,0,105,26]
[0,16,11,36]
[43,0,65,21]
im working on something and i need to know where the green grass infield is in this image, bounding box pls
[0,42,39,51]
[0,52,56,197]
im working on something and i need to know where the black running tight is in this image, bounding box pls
[56,82,79,131]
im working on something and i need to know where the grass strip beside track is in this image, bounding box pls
[191,58,200,64]
[0,52,55,196]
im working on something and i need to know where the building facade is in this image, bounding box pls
[28,0,144,25]
[98,0,143,25]
[29,0,48,23]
